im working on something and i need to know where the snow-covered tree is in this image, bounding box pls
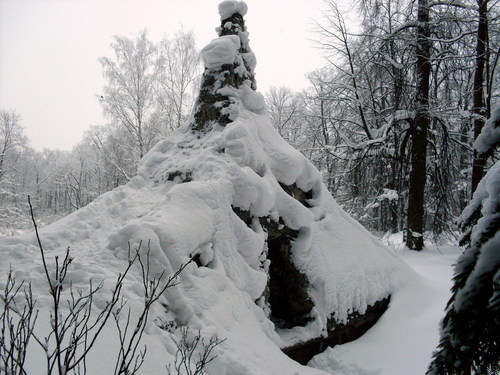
[157,29,201,132]
[0,110,33,234]
[0,110,28,183]
[309,0,500,241]
[266,86,303,142]
[99,30,163,162]
[86,124,137,184]
[98,30,201,179]
[428,105,499,375]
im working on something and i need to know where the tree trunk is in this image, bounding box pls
[470,0,489,195]
[406,0,431,251]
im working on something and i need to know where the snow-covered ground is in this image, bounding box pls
[311,241,461,375]
[1,219,460,375]
[2,225,461,375]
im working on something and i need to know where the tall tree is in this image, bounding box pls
[405,0,431,250]
[0,110,28,183]
[98,30,201,177]
[470,0,490,195]
[308,0,499,240]
[157,29,201,132]
[99,30,163,162]
[0,110,33,234]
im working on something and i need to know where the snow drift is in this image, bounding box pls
[0,2,401,374]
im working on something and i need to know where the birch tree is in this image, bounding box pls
[99,30,163,162]
[157,29,201,132]
[0,110,28,183]
[98,30,200,177]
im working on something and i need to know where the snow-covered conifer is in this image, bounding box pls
[474,104,500,158]
[428,107,500,375]
[192,0,257,131]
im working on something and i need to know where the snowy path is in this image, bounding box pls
[310,245,461,375]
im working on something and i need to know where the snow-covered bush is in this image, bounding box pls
[0,202,196,375]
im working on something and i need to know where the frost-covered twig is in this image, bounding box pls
[0,269,38,375]
[166,327,225,375]
[25,198,191,375]
[113,242,193,375]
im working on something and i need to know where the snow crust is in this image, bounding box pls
[218,0,248,20]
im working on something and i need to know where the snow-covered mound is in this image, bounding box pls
[0,2,401,374]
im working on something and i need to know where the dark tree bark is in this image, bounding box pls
[470,0,489,196]
[405,0,431,251]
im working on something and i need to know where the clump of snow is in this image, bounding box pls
[218,0,248,20]
[218,84,266,114]
[474,104,500,155]
[378,188,399,201]
[241,50,256,70]
[0,92,401,373]
[201,35,241,70]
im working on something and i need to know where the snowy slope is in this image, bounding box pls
[0,102,400,375]
[310,244,461,375]
[0,2,403,374]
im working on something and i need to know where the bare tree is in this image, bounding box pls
[0,110,28,183]
[97,29,200,180]
[166,327,225,375]
[266,86,305,144]
[307,0,499,242]
[158,29,201,132]
[0,269,37,375]
[86,124,135,184]
[99,30,163,162]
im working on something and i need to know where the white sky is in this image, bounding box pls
[0,0,340,151]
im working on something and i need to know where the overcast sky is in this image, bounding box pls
[0,0,348,151]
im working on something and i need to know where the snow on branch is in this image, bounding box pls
[382,21,420,39]
[429,0,476,10]
[429,30,476,43]
[474,104,500,156]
